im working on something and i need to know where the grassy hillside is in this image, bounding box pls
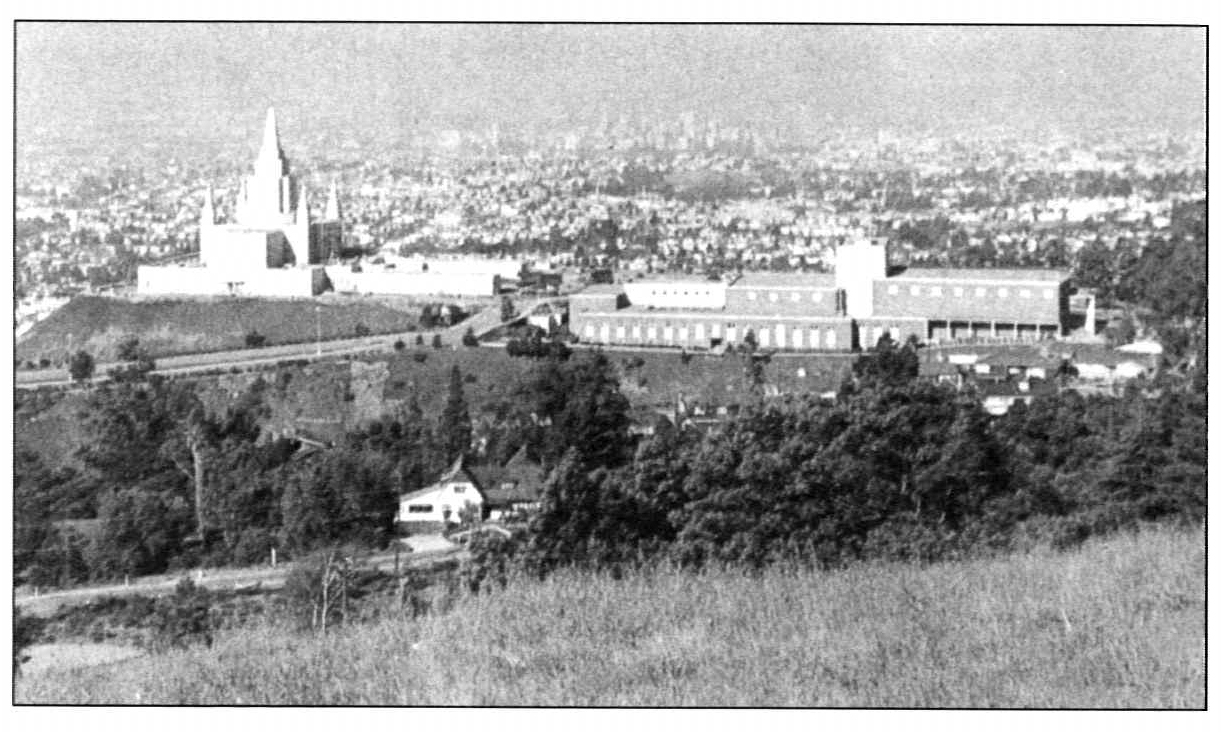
[16,295,424,363]
[16,526,1203,707]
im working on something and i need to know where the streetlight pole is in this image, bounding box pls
[315,304,322,357]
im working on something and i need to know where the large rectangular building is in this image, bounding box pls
[568,238,1070,352]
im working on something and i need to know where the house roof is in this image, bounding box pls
[399,456,485,503]
[472,447,546,507]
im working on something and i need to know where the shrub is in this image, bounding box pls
[244,330,268,348]
[13,604,44,677]
[150,578,214,653]
[281,550,359,634]
[68,350,95,382]
[393,339,406,352]
[412,352,428,363]
[462,328,479,347]
[354,322,371,337]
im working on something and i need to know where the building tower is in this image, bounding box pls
[312,180,344,262]
[833,236,889,319]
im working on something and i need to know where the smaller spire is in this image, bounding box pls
[296,183,309,225]
[324,180,341,221]
[201,184,215,225]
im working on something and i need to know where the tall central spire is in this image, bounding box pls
[256,107,288,177]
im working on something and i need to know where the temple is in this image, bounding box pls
[138,108,340,297]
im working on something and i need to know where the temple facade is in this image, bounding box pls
[138,108,340,297]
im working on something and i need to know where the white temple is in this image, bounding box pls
[138,108,340,297]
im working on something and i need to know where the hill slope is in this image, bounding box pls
[16,526,1204,707]
[16,295,424,363]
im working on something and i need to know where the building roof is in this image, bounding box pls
[581,306,853,323]
[889,267,1070,284]
[731,272,837,289]
[399,456,485,502]
[571,284,624,297]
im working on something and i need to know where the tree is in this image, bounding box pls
[439,366,472,462]
[851,333,919,389]
[92,481,193,578]
[514,350,632,469]
[116,336,143,362]
[281,549,360,634]
[419,306,438,330]
[68,350,95,382]
[462,328,479,347]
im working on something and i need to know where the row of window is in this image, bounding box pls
[744,290,826,304]
[887,283,1056,300]
[582,321,841,349]
[648,289,715,298]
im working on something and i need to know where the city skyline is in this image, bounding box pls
[17,23,1207,157]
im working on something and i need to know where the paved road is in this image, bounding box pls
[14,297,563,390]
[16,542,466,618]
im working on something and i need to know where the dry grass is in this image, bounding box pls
[16,525,1203,707]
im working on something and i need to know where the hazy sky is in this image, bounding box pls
[17,23,1206,150]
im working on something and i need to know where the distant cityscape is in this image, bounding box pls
[14,109,1205,337]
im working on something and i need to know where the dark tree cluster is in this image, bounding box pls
[485,348,1206,580]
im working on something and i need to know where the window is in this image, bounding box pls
[825,329,837,348]
[769,292,779,303]
[748,291,757,301]
[953,287,964,297]
[975,287,986,297]
[791,292,801,303]
[930,286,942,297]
[812,291,823,302]
[1043,288,1054,300]
[887,284,898,295]
[998,288,1009,298]
[910,285,920,296]
[454,484,465,493]
[407,504,432,514]
[1019,289,1031,299]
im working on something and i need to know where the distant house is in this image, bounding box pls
[472,447,545,522]
[395,457,485,534]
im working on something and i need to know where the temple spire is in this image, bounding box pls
[254,106,288,179]
[324,180,341,221]
[260,107,281,159]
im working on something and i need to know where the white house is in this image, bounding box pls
[396,457,485,530]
